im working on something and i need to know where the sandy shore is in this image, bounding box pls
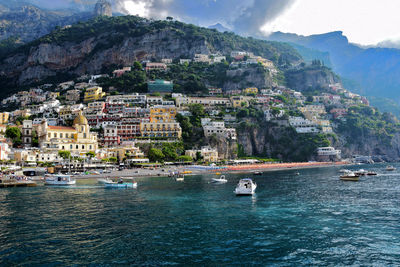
[74,161,349,180]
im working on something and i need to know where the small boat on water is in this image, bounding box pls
[45,174,76,185]
[234,178,257,195]
[175,175,184,182]
[253,171,262,176]
[339,169,350,173]
[211,175,227,183]
[295,172,300,176]
[98,178,113,184]
[366,171,377,176]
[354,169,367,176]
[104,179,137,188]
[386,165,396,171]
[340,172,360,181]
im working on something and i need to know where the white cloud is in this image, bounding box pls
[261,0,400,45]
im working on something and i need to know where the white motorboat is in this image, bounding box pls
[211,175,228,183]
[354,169,367,176]
[97,178,114,184]
[45,174,76,185]
[386,165,396,171]
[340,172,360,181]
[234,178,257,195]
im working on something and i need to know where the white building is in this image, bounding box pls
[288,116,319,133]
[202,120,237,140]
[317,147,341,157]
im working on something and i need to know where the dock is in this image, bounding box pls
[0,180,37,188]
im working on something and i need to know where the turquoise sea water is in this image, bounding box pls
[1,164,400,266]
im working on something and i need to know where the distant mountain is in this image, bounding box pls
[268,31,400,116]
[208,23,231,33]
[0,5,92,43]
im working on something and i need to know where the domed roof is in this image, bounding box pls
[73,111,88,125]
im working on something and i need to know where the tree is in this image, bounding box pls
[162,143,178,161]
[5,127,21,140]
[166,16,173,21]
[108,157,118,163]
[86,151,96,158]
[6,127,22,148]
[177,155,192,162]
[32,130,39,147]
[58,150,71,160]
[196,151,203,161]
[148,148,165,162]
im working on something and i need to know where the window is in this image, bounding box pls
[54,133,57,138]
[76,145,79,149]
[70,145,72,149]
[60,133,63,138]
[48,133,51,138]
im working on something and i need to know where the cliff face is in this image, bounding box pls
[224,66,274,91]
[94,0,112,17]
[236,120,332,162]
[285,65,340,92]
[334,128,400,162]
[0,16,301,87]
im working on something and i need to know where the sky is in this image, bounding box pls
[118,0,400,46]
[14,0,400,46]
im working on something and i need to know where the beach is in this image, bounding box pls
[74,161,349,179]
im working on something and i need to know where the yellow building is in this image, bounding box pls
[150,105,177,123]
[140,122,182,138]
[0,112,9,124]
[230,96,254,108]
[38,112,98,154]
[243,87,258,95]
[185,146,219,162]
[84,86,106,103]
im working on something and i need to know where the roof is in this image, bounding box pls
[48,126,75,131]
[73,112,88,125]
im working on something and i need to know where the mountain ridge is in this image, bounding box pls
[267,30,400,116]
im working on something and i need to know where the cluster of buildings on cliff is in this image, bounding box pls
[0,48,369,164]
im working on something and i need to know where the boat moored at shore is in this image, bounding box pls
[45,174,76,186]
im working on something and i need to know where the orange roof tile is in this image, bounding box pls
[48,126,75,131]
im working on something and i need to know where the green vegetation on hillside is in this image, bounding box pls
[337,105,400,146]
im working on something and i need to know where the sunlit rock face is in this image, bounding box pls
[94,0,112,17]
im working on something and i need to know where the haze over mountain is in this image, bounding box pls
[267,31,400,116]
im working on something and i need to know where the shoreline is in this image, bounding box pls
[73,161,350,180]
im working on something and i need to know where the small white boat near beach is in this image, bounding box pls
[45,174,76,186]
[211,175,228,184]
[104,179,137,188]
[97,178,113,184]
[234,178,257,195]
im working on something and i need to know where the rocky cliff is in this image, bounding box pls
[0,16,301,89]
[236,120,331,162]
[285,65,340,92]
[94,0,112,17]
[224,65,274,91]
